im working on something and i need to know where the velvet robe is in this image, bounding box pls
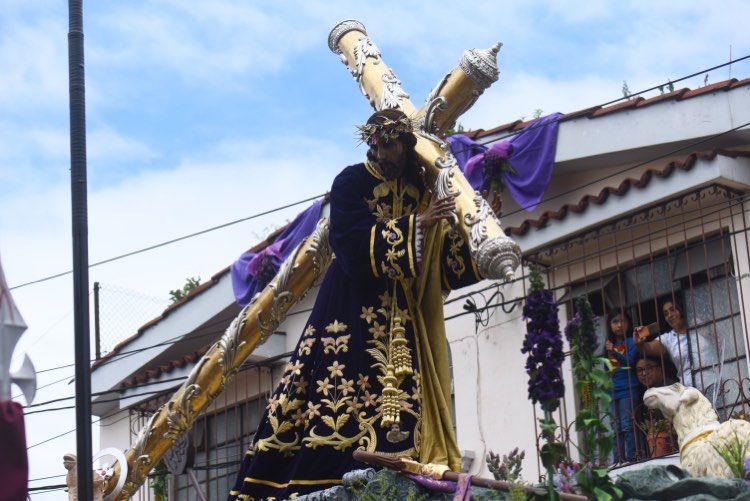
[229,162,480,500]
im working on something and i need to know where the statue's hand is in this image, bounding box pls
[418,195,456,230]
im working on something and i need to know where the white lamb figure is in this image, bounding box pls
[643,383,750,478]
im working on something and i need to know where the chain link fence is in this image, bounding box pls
[94,282,171,359]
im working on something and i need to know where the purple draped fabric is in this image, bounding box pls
[231,200,324,307]
[447,112,562,212]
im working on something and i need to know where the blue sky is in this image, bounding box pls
[2,0,750,496]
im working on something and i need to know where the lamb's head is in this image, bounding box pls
[643,383,687,420]
[644,383,719,436]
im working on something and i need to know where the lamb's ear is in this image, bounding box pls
[679,387,701,406]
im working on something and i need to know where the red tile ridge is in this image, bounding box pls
[469,74,749,140]
[591,97,644,117]
[636,88,689,107]
[682,79,738,99]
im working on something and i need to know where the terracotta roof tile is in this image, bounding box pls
[558,105,601,122]
[504,149,750,237]
[635,88,689,107]
[682,78,737,99]
[470,76,748,139]
[591,97,644,117]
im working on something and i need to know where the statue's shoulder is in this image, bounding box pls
[332,162,369,190]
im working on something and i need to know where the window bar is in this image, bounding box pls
[726,195,750,416]
[697,189,731,417]
[633,202,669,457]
[716,197,744,403]
[641,204,673,458]
[561,239,577,465]
[623,218,644,464]
[546,261,572,462]
[678,193,706,393]
[621,219,638,465]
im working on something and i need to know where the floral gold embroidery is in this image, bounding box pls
[446,228,467,279]
[380,219,406,278]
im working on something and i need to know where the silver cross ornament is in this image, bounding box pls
[0,253,36,404]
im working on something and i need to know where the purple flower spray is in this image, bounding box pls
[521,265,565,498]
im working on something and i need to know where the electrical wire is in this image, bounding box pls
[28,191,744,413]
[447,53,750,156]
[9,56,750,296]
[9,193,327,291]
[18,57,750,451]
[24,351,292,416]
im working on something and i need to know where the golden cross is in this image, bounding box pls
[329,20,521,280]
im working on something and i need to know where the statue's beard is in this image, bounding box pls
[380,160,404,180]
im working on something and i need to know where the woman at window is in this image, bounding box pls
[605,309,640,463]
[634,299,692,387]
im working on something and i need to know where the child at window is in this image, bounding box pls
[605,309,640,463]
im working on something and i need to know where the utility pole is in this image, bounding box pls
[68,0,93,499]
[94,282,101,360]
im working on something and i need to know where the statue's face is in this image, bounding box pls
[373,138,406,180]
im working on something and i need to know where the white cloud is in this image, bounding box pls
[462,72,620,129]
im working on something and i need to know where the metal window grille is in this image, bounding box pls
[524,184,750,471]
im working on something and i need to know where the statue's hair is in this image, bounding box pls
[359,108,417,148]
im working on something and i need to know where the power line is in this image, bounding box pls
[22,115,750,383]
[27,417,101,449]
[27,484,67,493]
[28,473,66,483]
[10,57,749,296]
[449,53,750,157]
[24,351,292,416]
[9,193,327,291]
[26,411,130,449]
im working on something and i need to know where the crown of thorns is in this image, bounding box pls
[356,115,415,145]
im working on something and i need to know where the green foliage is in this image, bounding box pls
[508,483,528,501]
[169,276,201,303]
[532,109,544,120]
[528,265,545,294]
[149,461,169,500]
[712,431,749,478]
[657,79,675,95]
[566,297,620,500]
[645,418,670,434]
[622,80,631,99]
[445,123,468,136]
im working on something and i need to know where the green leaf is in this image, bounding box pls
[539,419,558,434]
[592,468,609,478]
[593,487,613,501]
[593,389,612,407]
[589,370,611,386]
